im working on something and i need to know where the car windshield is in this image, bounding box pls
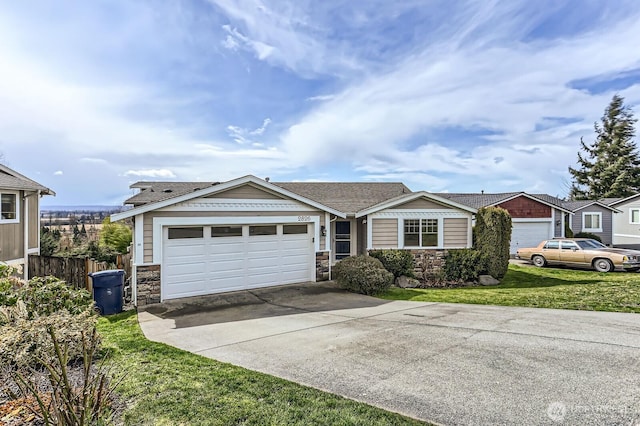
[576,239,607,249]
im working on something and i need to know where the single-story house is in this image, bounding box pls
[436,192,572,254]
[112,175,476,305]
[607,194,640,249]
[561,200,621,245]
[0,164,55,279]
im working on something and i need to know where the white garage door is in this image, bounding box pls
[510,222,552,254]
[163,223,312,300]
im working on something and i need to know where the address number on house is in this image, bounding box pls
[297,216,312,222]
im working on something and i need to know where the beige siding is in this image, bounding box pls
[28,193,39,249]
[443,218,468,247]
[206,184,284,200]
[143,210,322,263]
[371,218,398,248]
[395,198,452,210]
[0,222,22,261]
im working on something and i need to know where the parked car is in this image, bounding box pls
[516,238,640,272]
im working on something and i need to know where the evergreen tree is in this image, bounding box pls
[569,94,640,200]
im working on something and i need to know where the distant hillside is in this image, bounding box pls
[41,205,131,213]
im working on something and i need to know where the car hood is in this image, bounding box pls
[596,248,640,256]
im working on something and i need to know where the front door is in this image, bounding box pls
[335,221,351,260]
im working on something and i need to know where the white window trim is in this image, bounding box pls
[0,191,20,224]
[630,208,640,225]
[582,212,602,233]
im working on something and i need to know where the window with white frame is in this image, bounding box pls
[582,212,602,232]
[631,209,640,224]
[0,192,18,223]
[403,219,438,247]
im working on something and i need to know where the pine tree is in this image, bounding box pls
[569,94,640,200]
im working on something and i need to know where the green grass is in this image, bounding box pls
[97,311,426,426]
[380,264,640,313]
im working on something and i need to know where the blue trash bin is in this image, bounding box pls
[89,269,125,315]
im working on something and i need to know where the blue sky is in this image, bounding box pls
[0,0,639,205]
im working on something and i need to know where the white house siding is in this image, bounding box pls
[443,218,468,247]
[612,197,640,247]
[371,218,398,248]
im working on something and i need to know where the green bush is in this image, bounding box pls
[368,249,415,278]
[573,232,602,242]
[333,256,394,295]
[0,276,93,320]
[474,207,512,280]
[0,305,98,368]
[565,220,574,238]
[443,249,487,282]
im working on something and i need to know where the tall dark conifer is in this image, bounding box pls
[569,94,640,199]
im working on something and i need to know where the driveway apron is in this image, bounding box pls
[138,282,640,425]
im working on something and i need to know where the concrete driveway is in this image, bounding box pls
[139,282,640,425]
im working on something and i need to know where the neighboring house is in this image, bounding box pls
[561,200,620,245]
[111,175,475,305]
[607,194,640,249]
[436,192,572,254]
[0,164,55,279]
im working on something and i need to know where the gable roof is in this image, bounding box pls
[0,164,55,195]
[356,191,477,217]
[607,193,640,207]
[125,181,220,206]
[435,192,572,213]
[562,200,621,213]
[273,182,411,215]
[112,175,347,221]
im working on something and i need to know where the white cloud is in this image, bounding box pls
[53,170,63,176]
[124,169,177,178]
[226,118,272,144]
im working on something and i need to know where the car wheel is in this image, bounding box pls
[593,258,614,273]
[532,255,546,267]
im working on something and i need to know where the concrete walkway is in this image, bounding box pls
[138,282,640,425]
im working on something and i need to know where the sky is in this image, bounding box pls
[1,1,640,206]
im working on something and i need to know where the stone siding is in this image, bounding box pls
[316,251,330,281]
[136,264,161,306]
[409,249,448,282]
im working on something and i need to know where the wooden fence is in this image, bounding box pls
[28,253,132,290]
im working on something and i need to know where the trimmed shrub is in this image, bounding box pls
[443,249,487,283]
[368,249,415,278]
[333,256,394,295]
[565,220,574,238]
[574,232,602,242]
[474,207,512,280]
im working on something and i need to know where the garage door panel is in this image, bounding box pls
[164,224,313,300]
[209,259,245,273]
[511,222,551,254]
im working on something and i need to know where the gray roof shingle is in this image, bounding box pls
[273,182,411,214]
[435,192,568,210]
[125,181,220,206]
[125,180,412,214]
[0,165,54,195]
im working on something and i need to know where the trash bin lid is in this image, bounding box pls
[89,269,125,278]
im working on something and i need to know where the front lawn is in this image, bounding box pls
[380,264,640,313]
[97,311,425,425]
